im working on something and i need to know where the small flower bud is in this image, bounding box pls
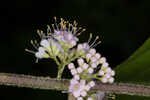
[80,91,87,97]
[77,67,83,73]
[102,62,109,67]
[87,97,93,100]
[100,57,106,63]
[68,63,75,69]
[88,68,94,74]
[105,67,112,73]
[108,77,114,84]
[77,97,83,100]
[90,57,97,63]
[86,53,92,60]
[84,85,91,91]
[77,58,84,65]
[89,81,95,87]
[71,69,77,75]
[74,74,80,80]
[91,63,97,68]
[105,73,111,79]
[77,44,83,50]
[95,53,101,59]
[89,49,96,55]
[82,63,89,70]
[101,77,108,83]
[110,70,115,76]
[99,70,104,76]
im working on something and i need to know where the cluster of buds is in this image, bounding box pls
[68,47,115,100]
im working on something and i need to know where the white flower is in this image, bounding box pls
[87,97,93,100]
[98,70,104,76]
[53,30,78,48]
[78,58,84,65]
[77,67,83,73]
[40,39,50,48]
[88,68,94,74]
[89,81,95,87]
[101,77,108,83]
[95,53,101,59]
[77,97,83,100]
[82,63,89,70]
[74,74,80,80]
[108,77,114,84]
[71,69,77,75]
[80,91,87,97]
[35,47,49,58]
[69,80,86,98]
[41,38,63,56]
[89,49,96,55]
[68,63,75,69]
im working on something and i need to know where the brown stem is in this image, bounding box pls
[0,73,150,97]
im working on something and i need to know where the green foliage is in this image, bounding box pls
[115,38,150,99]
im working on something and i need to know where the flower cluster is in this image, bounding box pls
[26,17,115,100]
[68,47,115,100]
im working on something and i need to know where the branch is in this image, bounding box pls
[0,73,150,97]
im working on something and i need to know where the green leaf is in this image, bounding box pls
[115,37,150,82]
[115,38,150,99]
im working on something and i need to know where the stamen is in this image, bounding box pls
[92,41,101,48]
[53,16,59,30]
[51,24,55,31]
[73,20,78,27]
[47,25,52,34]
[88,33,92,43]
[73,27,77,35]
[68,23,72,32]
[60,18,64,30]
[35,58,39,63]
[76,29,86,36]
[37,29,42,38]
[30,40,38,49]
[25,48,35,54]
[90,36,99,48]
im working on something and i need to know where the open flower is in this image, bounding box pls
[69,80,86,98]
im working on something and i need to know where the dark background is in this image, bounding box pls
[0,0,150,100]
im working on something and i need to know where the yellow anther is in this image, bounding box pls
[47,25,50,29]
[30,40,33,44]
[34,40,37,44]
[73,27,77,30]
[40,30,43,34]
[25,48,28,51]
[37,29,40,33]
[82,29,86,31]
[54,16,57,20]
[90,33,93,38]
[96,36,99,39]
